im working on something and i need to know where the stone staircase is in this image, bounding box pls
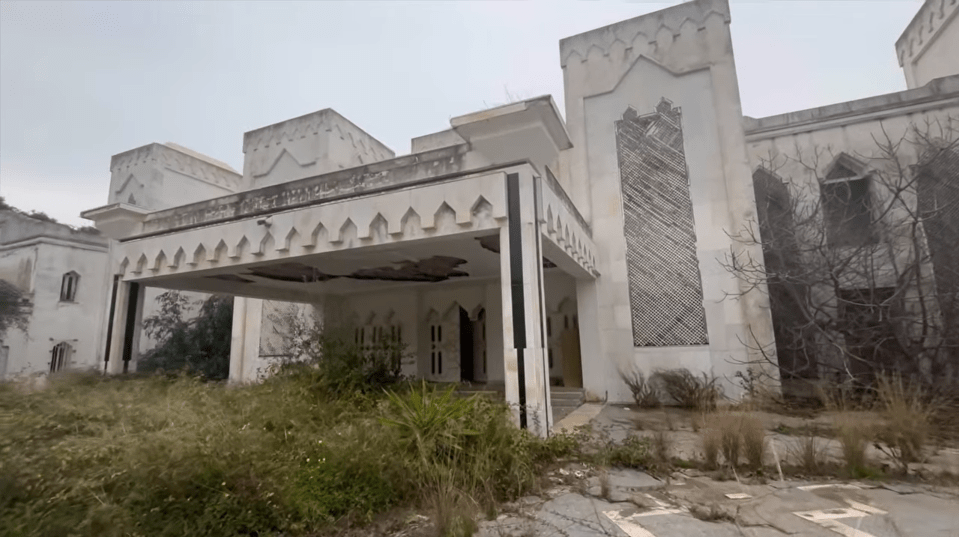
[452,383,585,423]
[550,386,585,423]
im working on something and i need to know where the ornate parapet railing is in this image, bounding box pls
[113,167,514,281]
[539,167,598,278]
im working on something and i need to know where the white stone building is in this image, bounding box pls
[0,210,110,377]
[0,0,940,435]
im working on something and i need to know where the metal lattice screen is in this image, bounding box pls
[615,100,709,347]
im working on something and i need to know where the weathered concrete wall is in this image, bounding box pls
[109,143,242,210]
[896,0,959,89]
[561,0,776,402]
[242,109,394,190]
[411,129,466,154]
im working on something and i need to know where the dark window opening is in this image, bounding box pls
[50,342,71,373]
[821,177,875,247]
[60,272,79,302]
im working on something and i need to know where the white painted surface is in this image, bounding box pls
[0,211,110,378]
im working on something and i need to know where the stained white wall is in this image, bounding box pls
[0,241,109,378]
[561,0,775,402]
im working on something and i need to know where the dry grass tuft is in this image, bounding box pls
[430,480,478,537]
[835,412,872,477]
[619,367,661,409]
[874,373,934,471]
[702,427,722,470]
[652,429,671,463]
[699,412,766,471]
[788,429,827,474]
[598,468,611,501]
[740,415,767,470]
[653,369,722,412]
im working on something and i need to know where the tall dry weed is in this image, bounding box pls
[835,413,872,477]
[700,412,766,471]
[874,373,934,470]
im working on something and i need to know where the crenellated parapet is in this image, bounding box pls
[241,109,395,189]
[108,143,242,210]
[110,143,242,192]
[895,0,959,89]
[559,0,730,73]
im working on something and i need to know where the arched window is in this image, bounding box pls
[60,271,79,302]
[50,342,71,373]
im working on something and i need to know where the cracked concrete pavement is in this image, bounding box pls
[477,467,959,537]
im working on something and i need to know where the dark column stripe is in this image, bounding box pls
[103,275,120,372]
[533,176,551,433]
[121,282,140,373]
[506,173,528,430]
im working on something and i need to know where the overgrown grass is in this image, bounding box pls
[0,369,562,537]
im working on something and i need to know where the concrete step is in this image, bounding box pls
[453,386,586,418]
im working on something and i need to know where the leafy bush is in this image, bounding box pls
[139,291,233,380]
[652,369,722,411]
[273,322,407,397]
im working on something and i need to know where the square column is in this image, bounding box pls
[229,296,263,384]
[105,280,144,374]
[500,172,552,436]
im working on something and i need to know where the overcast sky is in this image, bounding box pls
[0,0,920,226]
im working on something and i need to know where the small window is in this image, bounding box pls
[821,177,875,247]
[50,342,71,373]
[60,271,79,302]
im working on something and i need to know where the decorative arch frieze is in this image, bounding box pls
[114,174,511,278]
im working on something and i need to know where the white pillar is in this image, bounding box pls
[500,171,552,437]
[576,278,606,401]
[105,281,144,374]
[229,296,263,384]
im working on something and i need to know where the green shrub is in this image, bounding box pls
[599,435,652,469]
[277,328,407,397]
[139,292,234,380]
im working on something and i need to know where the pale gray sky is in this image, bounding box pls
[0,0,920,226]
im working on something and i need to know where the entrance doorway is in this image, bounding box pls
[472,309,487,382]
[459,307,474,382]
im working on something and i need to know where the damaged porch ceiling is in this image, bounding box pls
[142,232,512,297]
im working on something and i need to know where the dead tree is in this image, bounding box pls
[724,116,959,392]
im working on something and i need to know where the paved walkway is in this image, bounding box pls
[477,467,959,537]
